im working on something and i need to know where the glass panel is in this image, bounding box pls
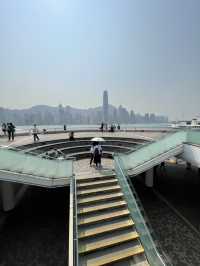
[114,156,172,266]
[0,148,73,179]
[120,131,187,169]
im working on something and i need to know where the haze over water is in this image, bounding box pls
[0,0,199,120]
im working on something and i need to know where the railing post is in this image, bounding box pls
[68,177,74,266]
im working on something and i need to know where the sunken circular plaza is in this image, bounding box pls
[16,135,151,160]
[2,130,200,265]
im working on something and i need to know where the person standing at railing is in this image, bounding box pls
[32,124,40,142]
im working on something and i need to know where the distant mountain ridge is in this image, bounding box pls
[0,104,168,125]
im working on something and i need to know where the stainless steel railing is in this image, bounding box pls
[114,155,172,266]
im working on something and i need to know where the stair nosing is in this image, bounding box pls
[77,179,118,188]
[79,232,139,254]
[77,185,121,196]
[78,219,134,239]
[85,245,145,266]
[77,193,124,205]
[78,209,130,226]
[78,201,127,214]
[76,175,116,183]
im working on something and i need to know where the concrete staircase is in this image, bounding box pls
[76,174,149,266]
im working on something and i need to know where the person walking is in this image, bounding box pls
[69,131,75,141]
[7,123,11,141]
[93,142,102,168]
[1,123,7,136]
[10,123,15,140]
[100,122,104,132]
[7,123,15,141]
[32,124,40,142]
[89,143,95,166]
[93,143,99,168]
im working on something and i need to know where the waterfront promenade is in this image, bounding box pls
[0,130,166,148]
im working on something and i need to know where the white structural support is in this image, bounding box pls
[0,181,28,211]
[181,144,200,168]
[145,168,154,187]
[0,182,15,211]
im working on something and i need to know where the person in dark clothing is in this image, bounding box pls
[64,125,66,131]
[110,124,114,132]
[10,123,15,141]
[69,131,75,141]
[93,142,102,168]
[7,123,11,141]
[100,122,104,132]
[7,123,15,141]
[160,161,166,170]
[2,123,6,136]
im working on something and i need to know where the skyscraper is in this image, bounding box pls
[103,90,109,123]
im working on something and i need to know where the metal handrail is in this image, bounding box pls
[117,156,172,265]
[72,174,79,266]
[114,156,172,266]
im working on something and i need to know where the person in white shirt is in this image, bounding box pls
[32,124,40,142]
[90,143,95,166]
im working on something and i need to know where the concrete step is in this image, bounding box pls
[77,192,123,205]
[79,218,134,239]
[76,174,116,183]
[78,209,130,226]
[83,244,144,266]
[77,185,121,197]
[79,231,139,254]
[77,178,118,189]
[78,200,127,215]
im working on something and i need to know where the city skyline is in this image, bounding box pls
[0,1,200,120]
[0,90,168,125]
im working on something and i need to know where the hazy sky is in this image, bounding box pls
[0,0,199,120]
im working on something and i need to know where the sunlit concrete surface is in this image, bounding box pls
[74,158,114,178]
[0,130,165,148]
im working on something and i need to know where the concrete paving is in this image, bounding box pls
[0,131,165,148]
[74,158,114,179]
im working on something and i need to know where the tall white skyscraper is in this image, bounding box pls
[103,90,109,123]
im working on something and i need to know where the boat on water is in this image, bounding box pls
[171,118,200,129]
